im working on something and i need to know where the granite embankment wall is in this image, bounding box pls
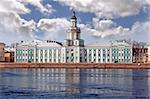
[0,63,150,69]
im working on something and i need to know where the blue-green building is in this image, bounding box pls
[111,41,132,63]
[15,12,132,63]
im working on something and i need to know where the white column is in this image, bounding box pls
[52,49,54,63]
[47,49,49,63]
[91,49,93,62]
[60,48,63,63]
[33,47,36,63]
[110,48,112,63]
[101,49,103,63]
[96,49,98,63]
[43,49,45,63]
[63,48,65,63]
[130,48,133,63]
[56,49,58,63]
[86,49,89,63]
[105,49,107,63]
[38,49,40,63]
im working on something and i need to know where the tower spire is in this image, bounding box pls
[65,11,84,47]
[73,11,75,16]
[71,10,77,20]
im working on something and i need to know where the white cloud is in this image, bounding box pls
[130,21,150,42]
[36,17,150,43]
[0,12,36,43]
[83,18,150,43]
[0,0,30,14]
[0,0,55,44]
[37,18,70,40]
[57,0,150,18]
[18,0,55,14]
[0,0,149,44]
[0,0,36,44]
[90,19,130,37]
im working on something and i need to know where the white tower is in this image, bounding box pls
[64,11,84,47]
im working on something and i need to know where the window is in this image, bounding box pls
[103,54,105,57]
[103,59,105,62]
[98,59,101,61]
[108,59,109,62]
[89,59,91,62]
[103,49,105,52]
[71,53,73,56]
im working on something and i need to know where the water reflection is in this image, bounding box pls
[132,70,149,98]
[0,68,150,98]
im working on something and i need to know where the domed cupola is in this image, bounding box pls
[64,11,84,47]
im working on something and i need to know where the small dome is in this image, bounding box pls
[18,40,63,47]
[71,15,77,19]
[38,41,63,47]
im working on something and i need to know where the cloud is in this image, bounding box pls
[57,0,150,18]
[18,0,55,14]
[36,17,150,43]
[37,18,70,40]
[0,0,36,44]
[83,18,150,43]
[0,12,36,43]
[0,0,149,44]
[0,0,30,14]
[130,21,150,43]
[90,18,130,37]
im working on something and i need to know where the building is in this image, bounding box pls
[0,42,5,62]
[111,41,132,63]
[132,42,148,63]
[4,51,14,62]
[15,12,132,63]
[4,48,15,62]
[16,40,62,63]
[85,45,111,63]
[148,46,150,63]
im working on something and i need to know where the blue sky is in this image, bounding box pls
[0,0,149,45]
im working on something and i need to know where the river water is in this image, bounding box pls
[0,68,150,99]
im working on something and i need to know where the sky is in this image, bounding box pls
[0,0,150,45]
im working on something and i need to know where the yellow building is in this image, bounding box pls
[0,43,5,62]
[4,51,14,62]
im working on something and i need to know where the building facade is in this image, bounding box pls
[15,12,132,63]
[4,51,14,62]
[148,46,150,63]
[0,43,5,62]
[16,40,62,63]
[132,42,148,63]
[111,41,132,63]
